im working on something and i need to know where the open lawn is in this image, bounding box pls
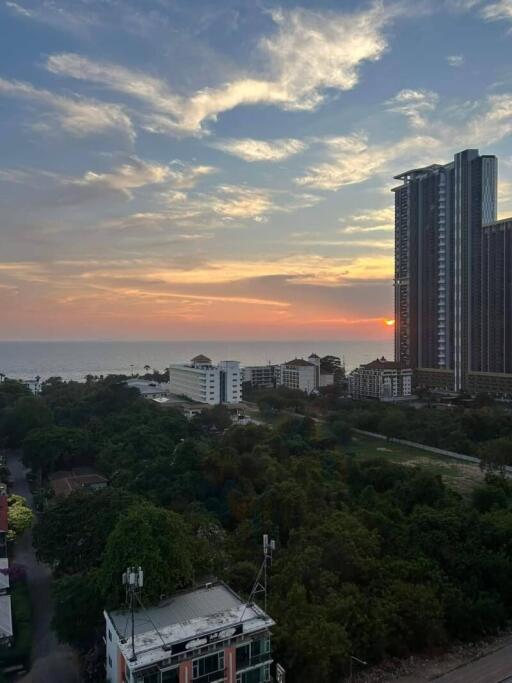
[349,435,485,494]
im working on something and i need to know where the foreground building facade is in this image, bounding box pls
[105,582,275,683]
[394,149,512,395]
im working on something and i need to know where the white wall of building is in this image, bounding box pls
[169,364,220,404]
[279,363,317,394]
[169,359,242,405]
[219,361,242,403]
[349,364,413,400]
[105,613,120,683]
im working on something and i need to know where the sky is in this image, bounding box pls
[2,0,512,341]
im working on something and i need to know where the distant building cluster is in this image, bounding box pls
[349,358,412,400]
[243,353,344,394]
[394,149,512,396]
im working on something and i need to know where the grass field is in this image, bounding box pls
[349,435,485,494]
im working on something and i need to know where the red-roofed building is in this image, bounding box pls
[349,357,412,400]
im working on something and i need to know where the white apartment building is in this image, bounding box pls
[169,355,242,405]
[219,360,242,404]
[278,358,318,394]
[349,358,413,400]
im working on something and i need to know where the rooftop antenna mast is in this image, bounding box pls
[122,566,144,662]
[121,567,171,660]
[246,534,276,614]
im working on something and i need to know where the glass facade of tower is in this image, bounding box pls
[393,149,504,393]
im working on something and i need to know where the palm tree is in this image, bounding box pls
[144,365,151,373]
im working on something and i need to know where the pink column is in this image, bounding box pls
[225,646,236,683]
[179,660,193,683]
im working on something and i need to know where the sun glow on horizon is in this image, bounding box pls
[384,319,395,327]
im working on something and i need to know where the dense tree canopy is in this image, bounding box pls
[5,376,512,681]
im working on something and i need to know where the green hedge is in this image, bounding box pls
[0,581,32,671]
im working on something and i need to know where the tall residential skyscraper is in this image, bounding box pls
[393,149,500,393]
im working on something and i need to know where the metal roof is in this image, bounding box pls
[0,559,9,592]
[107,582,274,669]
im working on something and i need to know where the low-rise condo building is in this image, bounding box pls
[349,358,413,400]
[243,365,280,388]
[278,358,317,394]
[105,581,275,683]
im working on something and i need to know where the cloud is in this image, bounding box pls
[454,94,512,146]
[0,78,134,139]
[84,253,393,288]
[68,158,174,201]
[481,1,512,23]
[5,0,99,35]
[295,88,512,192]
[33,157,216,205]
[445,0,482,9]
[498,179,512,218]
[5,1,32,18]
[446,54,465,67]
[386,88,439,128]
[210,185,274,219]
[45,3,391,136]
[295,133,438,191]
[259,4,389,110]
[212,137,306,162]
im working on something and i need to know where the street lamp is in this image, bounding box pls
[349,655,367,682]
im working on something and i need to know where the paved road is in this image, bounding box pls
[7,452,80,682]
[432,643,512,683]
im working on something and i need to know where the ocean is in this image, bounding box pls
[0,340,393,381]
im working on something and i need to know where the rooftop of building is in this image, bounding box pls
[283,358,313,368]
[0,558,9,592]
[49,468,108,497]
[0,595,12,640]
[483,216,512,228]
[126,380,171,395]
[393,163,444,181]
[191,354,212,364]
[107,582,274,670]
[362,357,402,370]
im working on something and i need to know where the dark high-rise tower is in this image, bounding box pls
[481,219,512,375]
[393,149,498,392]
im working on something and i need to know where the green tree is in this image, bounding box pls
[329,419,352,446]
[7,495,33,541]
[378,410,407,440]
[0,396,53,447]
[52,571,103,649]
[33,488,136,574]
[99,502,195,607]
[22,426,90,479]
[479,437,512,473]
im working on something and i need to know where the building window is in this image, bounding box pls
[162,668,179,683]
[108,655,112,668]
[192,651,224,679]
[236,663,270,683]
[108,629,112,642]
